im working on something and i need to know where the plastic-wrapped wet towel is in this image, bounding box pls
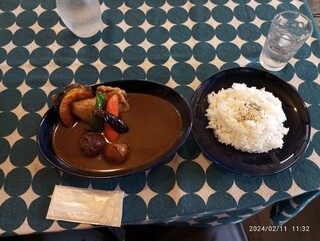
[46,185,124,227]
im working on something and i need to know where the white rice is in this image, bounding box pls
[206,83,289,153]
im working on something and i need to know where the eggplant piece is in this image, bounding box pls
[93,109,129,134]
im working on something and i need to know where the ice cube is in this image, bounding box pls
[278,34,292,47]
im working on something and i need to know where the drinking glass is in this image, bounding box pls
[56,0,102,38]
[259,11,313,71]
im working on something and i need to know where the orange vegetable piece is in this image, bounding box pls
[104,94,119,142]
[58,87,94,127]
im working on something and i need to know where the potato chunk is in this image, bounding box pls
[72,98,96,123]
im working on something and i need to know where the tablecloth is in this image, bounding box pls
[0,0,320,237]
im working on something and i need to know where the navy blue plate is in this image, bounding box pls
[38,80,193,178]
[191,67,311,176]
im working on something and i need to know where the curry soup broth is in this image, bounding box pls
[52,93,182,173]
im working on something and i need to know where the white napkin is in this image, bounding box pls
[46,185,124,227]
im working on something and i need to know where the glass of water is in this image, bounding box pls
[56,0,102,38]
[259,11,313,71]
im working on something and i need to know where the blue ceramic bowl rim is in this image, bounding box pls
[37,79,193,179]
[191,67,311,176]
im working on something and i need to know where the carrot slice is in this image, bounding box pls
[104,94,119,142]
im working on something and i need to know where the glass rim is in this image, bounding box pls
[272,10,313,34]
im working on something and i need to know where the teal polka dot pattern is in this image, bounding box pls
[54,48,76,66]
[0,12,15,29]
[0,197,27,231]
[177,161,205,192]
[174,85,195,102]
[313,132,320,156]
[148,194,177,219]
[177,134,201,160]
[3,67,25,88]
[91,178,119,191]
[147,165,175,193]
[123,195,147,223]
[11,138,38,166]
[125,27,145,45]
[147,66,170,84]
[238,193,266,207]
[177,194,207,215]
[78,46,100,64]
[171,63,195,84]
[38,11,59,28]
[22,89,47,112]
[207,165,234,191]
[216,24,237,41]
[235,175,262,192]
[60,174,90,188]
[193,42,216,62]
[147,27,169,44]
[300,82,320,104]
[216,43,241,62]
[21,0,40,10]
[74,65,99,85]
[238,23,261,41]
[0,138,10,164]
[170,25,192,42]
[267,192,292,203]
[123,46,146,65]
[295,60,318,81]
[49,68,74,87]
[295,43,312,59]
[207,192,237,211]
[27,197,53,232]
[7,47,29,67]
[234,5,255,22]
[100,45,122,65]
[192,23,215,41]
[0,0,319,235]
[196,63,219,81]
[100,66,123,81]
[32,167,61,196]
[26,68,49,87]
[241,42,262,61]
[13,29,35,46]
[102,26,124,44]
[18,10,35,25]
[29,48,53,67]
[264,171,293,191]
[308,104,320,129]
[119,172,147,194]
[291,159,320,190]
[57,220,79,229]
[212,6,233,23]
[171,43,192,62]
[4,168,31,196]
[0,112,18,136]
[34,29,56,47]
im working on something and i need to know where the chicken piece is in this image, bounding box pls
[96,86,130,113]
[72,86,130,123]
